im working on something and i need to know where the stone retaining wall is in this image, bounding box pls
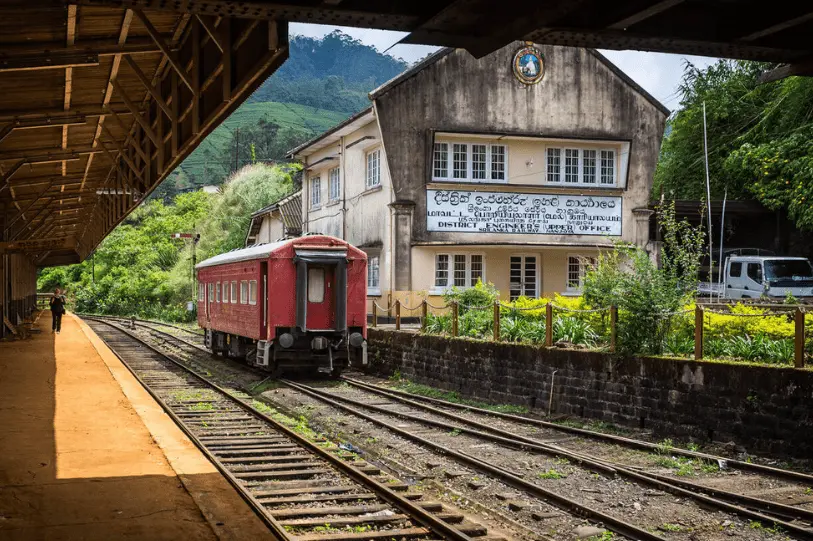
[366,329,813,457]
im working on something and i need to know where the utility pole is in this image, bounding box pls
[702,101,714,283]
[170,232,201,309]
[234,128,240,172]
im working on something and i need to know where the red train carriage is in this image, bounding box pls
[195,235,367,376]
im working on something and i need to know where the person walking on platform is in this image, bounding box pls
[49,288,66,334]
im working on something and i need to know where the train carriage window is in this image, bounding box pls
[249,280,258,305]
[230,281,237,304]
[222,281,228,303]
[308,268,325,303]
[216,282,221,303]
[240,281,248,304]
[208,283,214,302]
[198,286,204,301]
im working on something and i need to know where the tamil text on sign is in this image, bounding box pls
[426,189,622,236]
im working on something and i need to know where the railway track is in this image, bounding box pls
[87,315,813,540]
[83,317,500,541]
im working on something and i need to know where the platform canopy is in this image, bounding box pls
[2,0,812,267]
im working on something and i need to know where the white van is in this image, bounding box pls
[723,256,813,300]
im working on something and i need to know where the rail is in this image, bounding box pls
[81,316,475,541]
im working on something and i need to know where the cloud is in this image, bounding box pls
[290,23,720,112]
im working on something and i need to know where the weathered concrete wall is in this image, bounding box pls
[367,329,813,457]
[373,45,668,246]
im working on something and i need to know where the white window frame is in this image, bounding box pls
[433,140,508,183]
[240,280,248,305]
[328,167,340,202]
[545,145,618,187]
[367,255,381,296]
[366,148,381,189]
[431,252,486,294]
[198,285,205,301]
[600,149,616,185]
[208,283,214,303]
[249,280,258,305]
[509,254,540,300]
[432,142,450,180]
[230,281,237,304]
[310,176,321,208]
[565,254,597,295]
[222,281,228,303]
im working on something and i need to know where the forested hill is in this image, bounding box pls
[159,31,409,198]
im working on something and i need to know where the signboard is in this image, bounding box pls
[0,236,76,254]
[427,189,622,236]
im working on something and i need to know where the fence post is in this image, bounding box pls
[795,307,805,368]
[545,302,553,347]
[395,300,401,331]
[372,302,377,328]
[694,305,704,361]
[452,301,459,337]
[493,301,500,342]
[610,305,618,353]
[421,300,428,332]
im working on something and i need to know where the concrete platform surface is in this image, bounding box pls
[0,312,277,541]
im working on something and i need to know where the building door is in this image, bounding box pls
[306,266,336,330]
[510,255,538,300]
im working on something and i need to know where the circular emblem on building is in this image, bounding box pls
[512,45,544,85]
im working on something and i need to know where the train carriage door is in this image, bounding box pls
[306,266,335,330]
[294,248,347,333]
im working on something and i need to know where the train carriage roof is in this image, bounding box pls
[195,235,364,270]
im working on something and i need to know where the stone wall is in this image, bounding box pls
[367,329,813,457]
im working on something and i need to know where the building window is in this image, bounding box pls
[240,280,248,304]
[434,254,449,287]
[249,280,258,305]
[471,255,484,284]
[215,282,221,303]
[433,143,449,179]
[310,176,321,208]
[600,150,615,185]
[564,149,579,183]
[471,144,487,180]
[453,255,467,287]
[567,255,597,292]
[366,149,381,188]
[546,148,561,183]
[452,143,468,179]
[510,255,537,300]
[434,253,485,290]
[582,150,597,184]
[230,281,237,304]
[367,256,380,294]
[328,167,340,201]
[490,145,506,181]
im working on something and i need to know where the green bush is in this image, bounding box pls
[553,317,599,347]
[443,280,498,310]
[705,334,794,364]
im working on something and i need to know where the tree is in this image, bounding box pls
[655,60,813,230]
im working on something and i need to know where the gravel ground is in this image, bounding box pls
[123,322,806,541]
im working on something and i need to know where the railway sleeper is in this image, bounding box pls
[278,513,412,528]
[235,468,332,480]
[219,454,313,464]
[294,527,430,541]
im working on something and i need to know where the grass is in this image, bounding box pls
[660,523,682,532]
[587,532,615,541]
[188,402,213,411]
[178,101,348,180]
[749,520,784,534]
[538,468,568,480]
[388,376,528,414]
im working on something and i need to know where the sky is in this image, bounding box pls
[290,23,720,113]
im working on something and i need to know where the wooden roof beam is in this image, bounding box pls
[0,148,100,162]
[0,52,99,73]
[740,11,813,42]
[134,9,195,92]
[123,55,173,118]
[1,38,168,56]
[0,107,131,121]
[110,78,159,146]
[0,160,26,194]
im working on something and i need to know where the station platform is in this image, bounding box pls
[0,312,277,541]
